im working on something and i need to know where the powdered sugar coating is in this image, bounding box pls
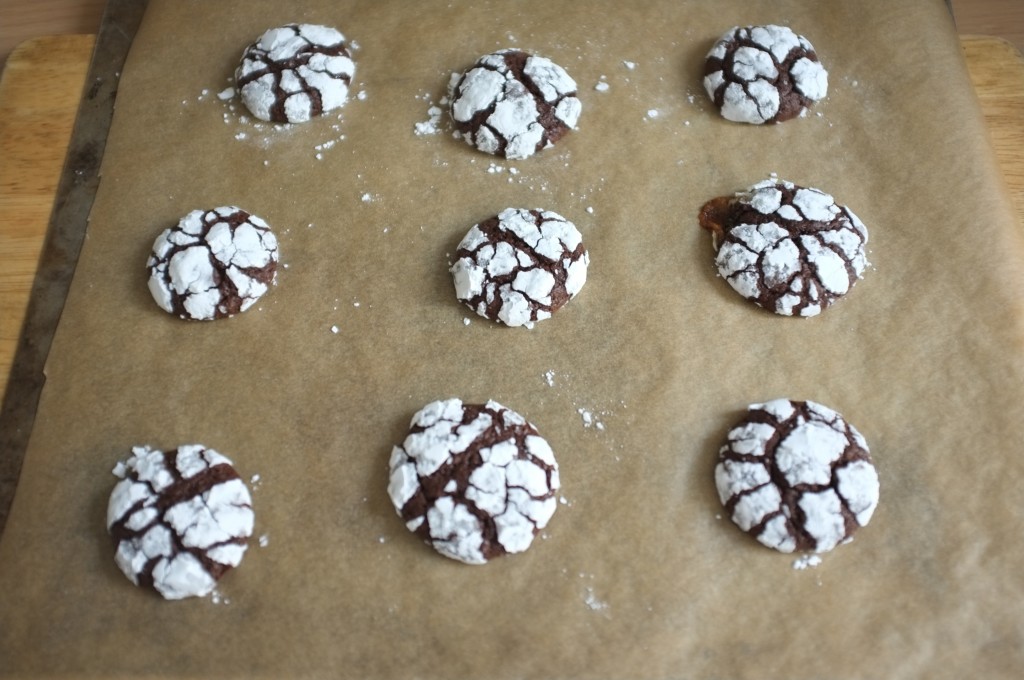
[147,207,279,321]
[703,25,828,124]
[715,399,879,554]
[699,178,868,317]
[388,399,560,564]
[451,208,589,327]
[107,445,254,599]
[448,50,580,159]
[235,24,355,124]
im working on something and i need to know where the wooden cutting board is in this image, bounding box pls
[1,34,1023,401]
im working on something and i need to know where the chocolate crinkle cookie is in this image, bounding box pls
[703,25,828,124]
[715,399,879,554]
[388,399,560,565]
[147,207,279,321]
[235,23,355,124]
[106,445,255,600]
[451,208,589,328]
[447,49,581,159]
[699,178,868,317]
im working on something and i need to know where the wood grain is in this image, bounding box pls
[0,34,93,398]
[0,35,1022,401]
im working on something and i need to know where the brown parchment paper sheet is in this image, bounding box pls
[3,0,1024,677]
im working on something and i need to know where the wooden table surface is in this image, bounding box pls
[1,3,1023,403]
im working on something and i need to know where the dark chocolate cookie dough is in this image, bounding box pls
[147,206,278,321]
[715,399,879,554]
[703,25,828,124]
[699,178,868,317]
[388,399,560,564]
[107,445,255,599]
[447,49,581,159]
[450,208,589,327]
[236,23,355,124]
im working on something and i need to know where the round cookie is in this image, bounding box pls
[388,399,560,565]
[703,25,828,124]
[235,23,355,124]
[447,49,581,159]
[715,399,879,554]
[106,445,255,600]
[147,206,279,321]
[698,178,868,317]
[450,208,589,328]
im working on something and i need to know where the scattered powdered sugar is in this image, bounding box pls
[584,587,609,611]
[544,370,556,387]
[576,406,607,431]
[210,589,231,605]
[415,101,445,136]
[623,60,637,70]
[594,78,610,92]
[258,534,270,548]
[646,109,660,119]
[793,554,823,570]
[330,325,340,334]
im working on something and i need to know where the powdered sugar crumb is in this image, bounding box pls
[258,534,269,548]
[584,587,609,611]
[210,589,230,605]
[544,370,556,387]
[623,60,637,70]
[415,104,444,135]
[793,554,823,570]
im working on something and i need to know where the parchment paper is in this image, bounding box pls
[2,1,1023,678]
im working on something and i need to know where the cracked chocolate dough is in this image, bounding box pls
[703,25,828,124]
[715,399,879,554]
[447,49,581,159]
[388,399,560,565]
[147,206,279,321]
[699,178,868,317]
[235,23,355,124]
[451,208,589,327]
[106,445,255,600]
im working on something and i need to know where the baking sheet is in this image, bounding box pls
[2,0,1024,678]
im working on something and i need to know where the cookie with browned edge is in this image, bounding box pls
[699,178,868,317]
